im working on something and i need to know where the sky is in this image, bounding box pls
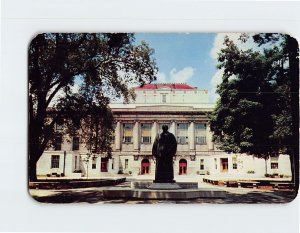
[133,33,278,103]
[134,33,218,102]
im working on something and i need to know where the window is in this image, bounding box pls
[125,159,129,169]
[162,94,166,103]
[214,158,217,169]
[177,136,188,144]
[51,155,60,168]
[270,157,279,169]
[123,123,133,129]
[232,157,237,169]
[195,123,206,130]
[177,123,188,130]
[195,123,206,145]
[111,158,114,170]
[54,136,62,150]
[200,159,204,170]
[123,137,132,143]
[72,137,80,150]
[141,123,152,144]
[92,158,97,169]
[123,123,133,143]
[177,123,188,144]
[196,136,206,145]
[141,123,151,129]
[142,136,151,143]
[271,163,279,169]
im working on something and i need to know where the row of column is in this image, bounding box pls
[114,121,214,151]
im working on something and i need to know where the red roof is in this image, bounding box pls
[135,83,196,90]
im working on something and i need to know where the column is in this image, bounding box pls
[170,121,176,136]
[115,121,121,151]
[151,121,158,143]
[206,123,214,150]
[189,121,195,150]
[133,121,140,150]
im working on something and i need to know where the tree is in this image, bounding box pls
[29,33,157,181]
[209,33,298,190]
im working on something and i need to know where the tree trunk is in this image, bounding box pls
[28,145,43,182]
[265,158,268,175]
[28,160,37,182]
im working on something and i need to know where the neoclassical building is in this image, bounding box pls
[36,83,292,178]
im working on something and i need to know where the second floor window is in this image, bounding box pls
[141,123,152,144]
[123,123,133,143]
[54,136,62,151]
[177,123,188,144]
[72,137,80,150]
[196,136,206,145]
[195,123,206,145]
[177,136,188,144]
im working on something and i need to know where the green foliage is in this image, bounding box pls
[28,33,157,180]
[209,34,296,159]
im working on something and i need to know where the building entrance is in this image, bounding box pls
[179,159,187,175]
[141,159,150,174]
[221,158,228,172]
[101,158,108,172]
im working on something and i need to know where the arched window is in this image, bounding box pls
[179,159,187,175]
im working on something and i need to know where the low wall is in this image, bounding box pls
[29,178,126,189]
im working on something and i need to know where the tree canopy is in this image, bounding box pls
[209,34,298,185]
[29,33,158,181]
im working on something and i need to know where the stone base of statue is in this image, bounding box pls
[147,182,181,190]
[102,181,227,200]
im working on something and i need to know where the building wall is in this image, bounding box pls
[36,85,292,179]
[134,88,209,104]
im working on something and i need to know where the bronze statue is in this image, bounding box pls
[152,125,177,183]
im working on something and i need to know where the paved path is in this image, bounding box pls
[29,181,297,204]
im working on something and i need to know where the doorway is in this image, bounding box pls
[101,158,108,172]
[220,158,228,172]
[141,159,150,174]
[179,159,187,175]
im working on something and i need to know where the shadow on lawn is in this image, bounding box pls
[30,188,298,204]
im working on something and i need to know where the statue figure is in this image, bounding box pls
[152,125,177,183]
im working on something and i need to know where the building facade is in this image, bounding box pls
[36,83,292,179]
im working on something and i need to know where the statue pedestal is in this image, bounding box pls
[147,182,181,190]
